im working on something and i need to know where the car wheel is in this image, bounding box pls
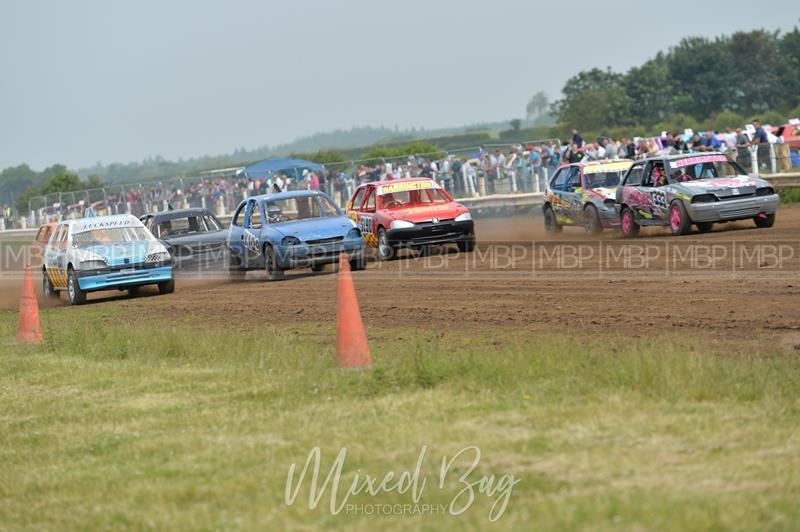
[42,270,60,299]
[544,206,561,235]
[620,207,639,238]
[696,222,713,233]
[753,212,775,228]
[377,228,396,261]
[228,255,246,281]
[67,267,86,305]
[584,205,602,236]
[669,201,692,236]
[264,245,284,281]
[349,253,367,271]
[310,263,327,273]
[457,235,476,252]
[158,279,175,294]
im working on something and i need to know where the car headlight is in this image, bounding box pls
[281,236,301,246]
[145,252,170,263]
[390,220,415,229]
[81,260,107,270]
[455,212,472,222]
[692,194,717,204]
[603,199,616,210]
[347,227,362,238]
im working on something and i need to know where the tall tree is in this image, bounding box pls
[526,91,549,118]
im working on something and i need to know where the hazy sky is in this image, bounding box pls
[1,0,798,170]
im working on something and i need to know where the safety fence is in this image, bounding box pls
[11,139,562,229]
[4,138,799,231]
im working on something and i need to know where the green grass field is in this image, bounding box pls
[1,307,799,531]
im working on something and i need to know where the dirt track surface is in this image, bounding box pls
[3,206,800,349]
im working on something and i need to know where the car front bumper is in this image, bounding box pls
[687,194,779,223]
[386,220,475,247]
[77,264,173,291]
[277,239,365,269]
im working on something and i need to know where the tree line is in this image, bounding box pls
[550,27,800,135]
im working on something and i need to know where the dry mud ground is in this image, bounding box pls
[2,206,799,350]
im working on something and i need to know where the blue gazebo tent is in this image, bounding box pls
[243,158,325,181]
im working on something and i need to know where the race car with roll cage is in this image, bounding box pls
[345,178,475,261]
[140,207,227,271]
[42,214,174,305]
[227,190,365,281]
[543,159,633,235]
[615,152,780,237]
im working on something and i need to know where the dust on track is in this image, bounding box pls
[3,206,800,349]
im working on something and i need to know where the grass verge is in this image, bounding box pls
[1,309,799,530]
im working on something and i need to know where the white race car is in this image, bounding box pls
[42,214,174,305]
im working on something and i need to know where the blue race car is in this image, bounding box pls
[227,190,366,281]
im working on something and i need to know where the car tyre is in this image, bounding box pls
[228,255,246,281]
[669,201,692,236]
[67,267,87,306]
[696,222,713,233]
[584,205,602,236]
[377,227,396,261]
[620,207,639,238]
[457,235,476,252]
[264,245,284,281]
[42,270,60,300]
[310,263,327,273]
[158,279,175,294]
[544,206,561,235]
[753,212,775,228]
[349,253,367,271]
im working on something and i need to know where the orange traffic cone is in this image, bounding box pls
[17,265,43,344]
[336,253,371,368]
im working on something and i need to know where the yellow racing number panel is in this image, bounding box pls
[48,268,68,288]
[583,161,633,174]
[347,211,377,247]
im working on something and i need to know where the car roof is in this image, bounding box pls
[635,151,730,163]
[149,208,214,220]
[246,190,327,203]
[357,177,436,188]
[65,214,143,233]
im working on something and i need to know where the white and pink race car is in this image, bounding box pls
[615,152,779,237]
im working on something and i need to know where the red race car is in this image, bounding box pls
[346,178,475,260]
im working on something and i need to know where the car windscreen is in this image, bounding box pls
[155,214,222,237]
[584,171,623,189]
[668,156,746,182]
[379,188,450,209]
[71,227,154,248]
[264,196,340,224]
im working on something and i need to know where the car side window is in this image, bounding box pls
[232,204,246,226]
[204,215,222,231]
[56,226,68,250]
[566,168,581,191]
[363,188,376,212]
[245,201,262,229]
[625,164,644,186]
[350,187,365,211]
[550,168,567,190]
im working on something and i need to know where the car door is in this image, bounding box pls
[242,199,265,267]
[228,202,247,264]
[547,167,570,222]
[48,224,69,288]
[561,166,584,224]
[351,185,377,246]
[620,162,647,221]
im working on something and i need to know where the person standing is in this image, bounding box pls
[571,128,584,148]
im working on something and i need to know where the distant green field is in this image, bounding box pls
[1,309,799,530]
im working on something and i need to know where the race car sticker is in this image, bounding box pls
[72,218,141,233]
[379,181,437,195]
[358,215,373,235]
[650,190,668,209]
[671,155,728,168]
[244,230,261,256]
